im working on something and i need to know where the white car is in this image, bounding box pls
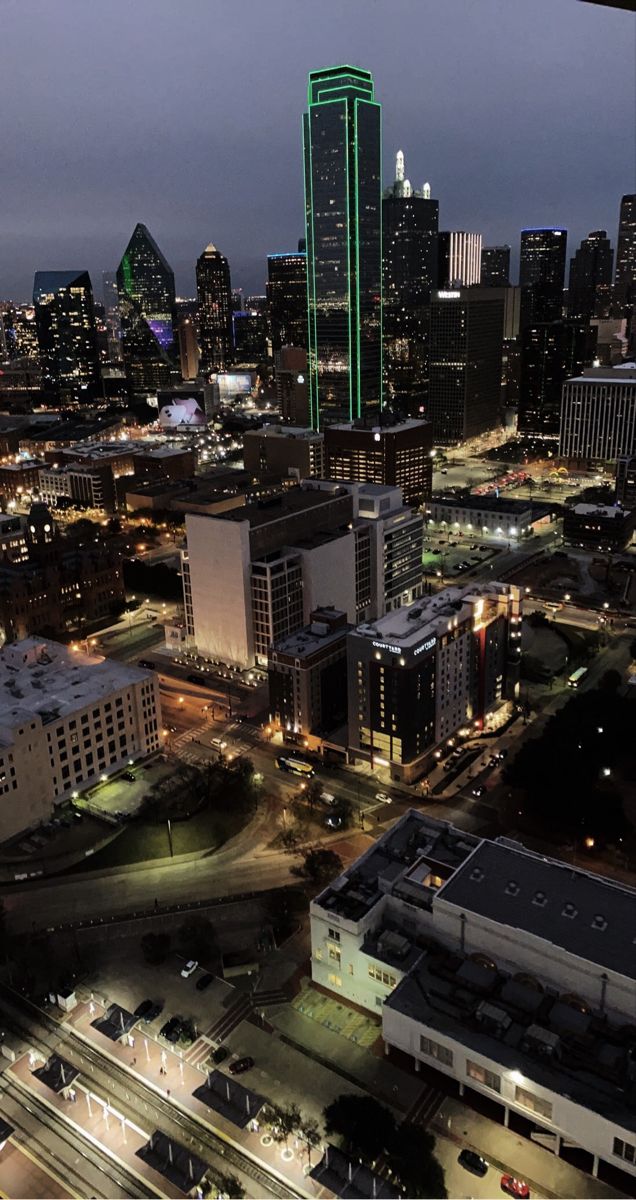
[375,791,392,804]
[180,959,198,978]
[320,791,336,806]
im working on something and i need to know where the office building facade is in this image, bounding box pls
[267,251,308,353]
[481,245,510,287]
[275,346,310,425]
[0,638,161,842]
[563,503,636,552]
[559,365,636,461]
[33,271,100,400]
[303,66,382,429]
[243,425,324,481]
[614,194,636,319]
[428,289,505,445]
[519,320,594,437]
[324,419,433,505]
[568,231,613,320]
[347,581,521,782]
[382,151,439,414]
[311,810,636,1183]
[196,244,233,373]
[438,232,482,288]
[268,606,350,745]
[519,228,567,329]
[615,453,636,508]
[116,223,176,391]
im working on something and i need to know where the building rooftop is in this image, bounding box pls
[353,581,514,652]
[245,424,322,441]
[569,504,627,519]
[271,609,349,659]
[212,484,351,528]
[326,419,430,435]
[0,638,150,735]
[430,494,533,514]
[439,838,636,982]
[567,367,636,385]
[385,933,636,1130]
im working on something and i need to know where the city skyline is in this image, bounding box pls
[2,0,634,302]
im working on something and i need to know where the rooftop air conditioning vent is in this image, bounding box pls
[505,881,520,897]
[532,891,547,907]
[591,914,608,931]
[562,903,578,919]
[470,867,485,883]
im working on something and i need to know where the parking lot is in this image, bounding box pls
[423,533,503,583]
[83,757,174,818]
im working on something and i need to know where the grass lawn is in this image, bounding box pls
[70,800,250,872]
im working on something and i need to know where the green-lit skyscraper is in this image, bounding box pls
[303,66,382,429]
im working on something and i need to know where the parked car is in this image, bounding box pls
[375,792,392,804]
[325,814,343,829]
[320,791,336,806]
[160,1016,182,1043]
[472,784,486,798]
[134,999,154,1019]
[196,973,214,992]
[229,1056,254,1075]
[212,1045,228,1064]
[497,748,508,760]
[180,959,198,978]
[501,1176,530,1199]
[122,771,136,782]
[144,1002,163,1022]
[458,1149,488,1177]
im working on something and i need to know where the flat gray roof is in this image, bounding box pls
[439,839,636,981]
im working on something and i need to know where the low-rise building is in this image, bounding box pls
[563,503,636,552]
[268,607,350,747]
[243,425,324,482]
[310,810,636,1183]
[615,454,636,508]
[0,638,161,842]
[347,582,521,783]
[39,462,116,512]
[425,495,535,540]
[0,460,43,505]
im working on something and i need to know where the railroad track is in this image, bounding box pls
[0,1074,160,1199]
[0,984,301,1200]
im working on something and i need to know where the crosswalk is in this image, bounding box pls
[185,984,292,1072]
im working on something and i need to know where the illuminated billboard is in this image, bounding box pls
[158,396,206,427]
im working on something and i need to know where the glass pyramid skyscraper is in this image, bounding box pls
[116,223,176,390]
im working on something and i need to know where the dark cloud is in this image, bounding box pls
[1,0,633,300]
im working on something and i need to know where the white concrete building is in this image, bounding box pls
[559,364,636,462]
[0,638,161,842]
[425,497,535,540]
[311,811,636,1181]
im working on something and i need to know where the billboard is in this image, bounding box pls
[158,395,206,428]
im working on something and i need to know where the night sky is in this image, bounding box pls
[2,0,634,302]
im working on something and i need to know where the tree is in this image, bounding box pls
[296,847,343,886]
[304,778,323,812]
[388,1123,447,1199]
[298,1116,321,1167]
[140,932,171,965]
[599,668,622,693]
[324,1094,395,1163]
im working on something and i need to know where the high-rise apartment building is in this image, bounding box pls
[437,232,482,288]
[519,228,567,329]
[519,320,595,437]
[196,243,233,373]
[116,223,176,391]
[382,151,439,414]
[33,271,100,400]
[614,194,636,321]
[324,419,433,505]
[568,230,613,319]
[428,288,505,445]
[347,581,521,782]
[481,245,510,287]
[266,250,307,353]
[276,347,310,426]
[303,66,382,429]
[559,365,636,462]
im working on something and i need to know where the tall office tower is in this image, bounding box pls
[0,303,39,361]
[437,231,482,287]
[518,320,594,437]
[102,271,123,362]
[195,243,233,374]
[303,65,382,429]
[382,150,439,415]
[481,245,511,287]
[324,419,433,505]
[276,347,310,426]
[519,227,567,329]
[266,251,307,353]
[177,317,200,380]
[428,288,505,445]
[116,223,176,391]
[560,365,636,462]
[614,194,636,319]
[567,230,613,319]
[33,271,100,400]
[233,309,268,363]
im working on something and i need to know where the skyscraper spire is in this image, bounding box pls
[396,149,405,183]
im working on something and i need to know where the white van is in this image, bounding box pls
[320,791,336,806]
